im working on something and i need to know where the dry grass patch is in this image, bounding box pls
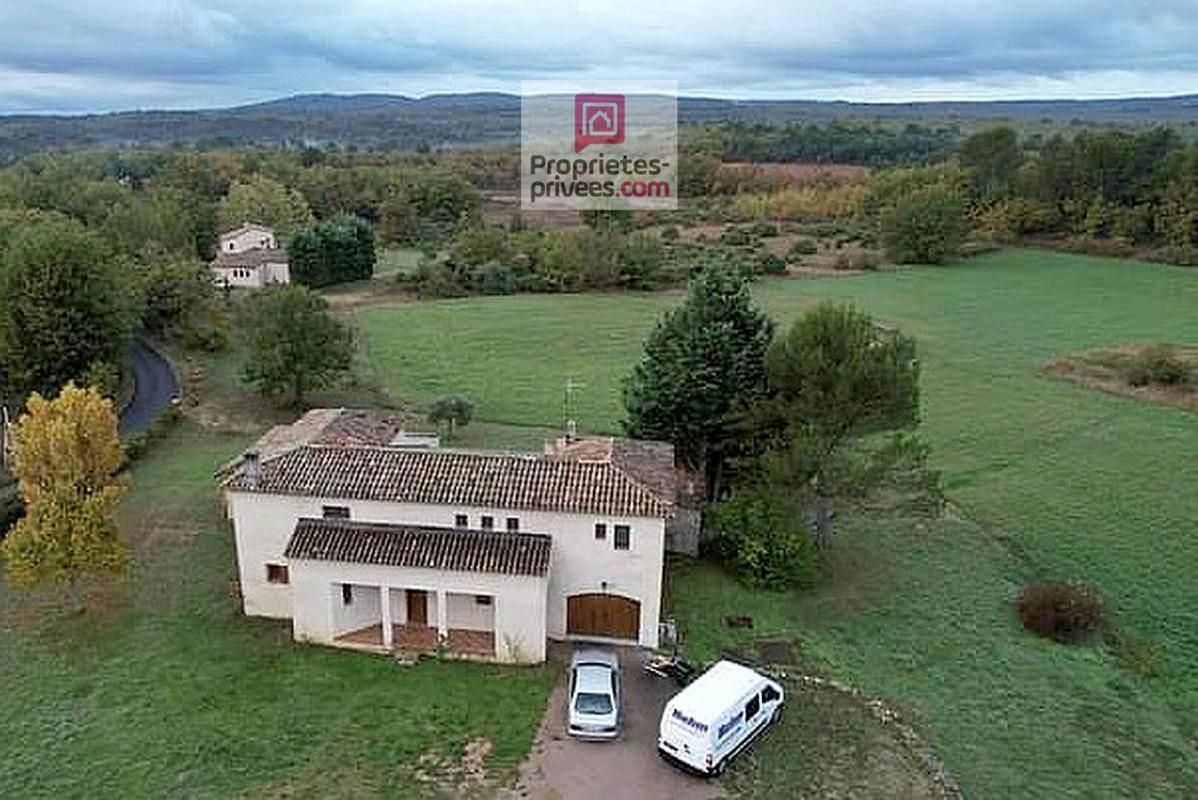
[1045,343,1198,413]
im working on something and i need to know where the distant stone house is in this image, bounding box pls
[217,409,687,664]
[210,223,290,288]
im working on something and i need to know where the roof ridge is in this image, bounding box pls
[227,440,674,518]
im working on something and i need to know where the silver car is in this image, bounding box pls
[567,648,621,740]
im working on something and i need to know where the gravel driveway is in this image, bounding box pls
[505,644,721,800]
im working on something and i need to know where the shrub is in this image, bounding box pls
[749,221,779,238]
[1016,580,1105,644]
[122,404,182,463]
[619,232,666,289]
[720,226,754,247]
[757,253,787,275]
[660,225,680,241]
[471,261,516,295]
[880,186,968,264]
[1145,245,1198,267]
[787,237,818,259]
[1126,345,1190,387]
[706,485,818,590]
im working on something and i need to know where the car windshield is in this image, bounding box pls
[574,692,613,715]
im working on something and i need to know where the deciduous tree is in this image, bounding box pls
[427,394,474,439]
[0,218,134,397]
[2,383,127,611]
[880,185,968,264]
[240,285,353,405]
[217,176,313,236]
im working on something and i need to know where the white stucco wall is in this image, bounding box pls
[211,261,289,289]
[289,558,547,663]
[225,490,665,648]
[263,261,290,284]
[221,228,276,253]
[211,265,264,289]
[331,583,380,635]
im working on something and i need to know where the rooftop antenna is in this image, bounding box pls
[564,379,586,442]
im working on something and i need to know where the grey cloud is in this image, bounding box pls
[0,0,1196,112]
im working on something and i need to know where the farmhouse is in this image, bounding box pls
[210,223,290,288]
[219,409,680,663]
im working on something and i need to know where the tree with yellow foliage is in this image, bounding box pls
[1,383,127,612]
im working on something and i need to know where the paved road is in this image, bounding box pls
[505,644,722,800]
[119,339,178,434]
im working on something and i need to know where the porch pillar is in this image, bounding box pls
[436,588,448,642]
[380,586,393,649]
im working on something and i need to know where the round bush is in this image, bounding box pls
[787,237,818,259]
[1016,581,1105,644]
[1126,345,1189,388]
[757,253,788,275]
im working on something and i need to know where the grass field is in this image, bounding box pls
[361,249,1198,796]
[0,432,555,796]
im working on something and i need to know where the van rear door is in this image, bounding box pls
[659,704,711,770]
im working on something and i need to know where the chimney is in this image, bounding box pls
[243,451,262,488]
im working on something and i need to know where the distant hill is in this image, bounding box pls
[1,91,1196,160]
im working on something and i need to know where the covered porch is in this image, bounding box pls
[330,584,498,659]
[286,518,551,663]
[336,622,495,656]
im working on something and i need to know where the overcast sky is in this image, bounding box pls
[1,0,1196,114]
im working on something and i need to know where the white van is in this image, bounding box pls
[657,660,784,775]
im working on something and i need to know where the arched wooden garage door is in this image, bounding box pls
[567,594,640,640]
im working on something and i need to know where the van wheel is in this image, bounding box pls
[771,706,783,725]
[713,758,728,776]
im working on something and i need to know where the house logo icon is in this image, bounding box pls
[575,94,625,152]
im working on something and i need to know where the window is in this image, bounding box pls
[762,685,780,703]
[475,595,493,606]
[341,583,353,604]
[322,505,350,519]
[744,695,761,722]
[614,525,631,550]
[266,564,289,584]
[480,515,494,531]
[506,517,520,532]
[594,523,607,540]
[455,514,468,528]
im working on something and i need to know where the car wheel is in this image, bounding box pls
[714,757,729,776]
[771,705,783,725]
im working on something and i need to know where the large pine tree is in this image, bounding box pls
[622,266,774,497]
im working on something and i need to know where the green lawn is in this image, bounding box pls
[361,249,1198,796]
[359,292,676,432]
[0,425,556,798]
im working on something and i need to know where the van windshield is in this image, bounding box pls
[574,692,613,715]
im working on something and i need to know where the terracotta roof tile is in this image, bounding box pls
[227,445,672,519]
[284,518,551,576]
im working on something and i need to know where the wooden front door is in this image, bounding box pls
[566,593,640,640]
[406,590,428,626]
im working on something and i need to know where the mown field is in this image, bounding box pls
[360,249,1198,796]
[0,427,556,797]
